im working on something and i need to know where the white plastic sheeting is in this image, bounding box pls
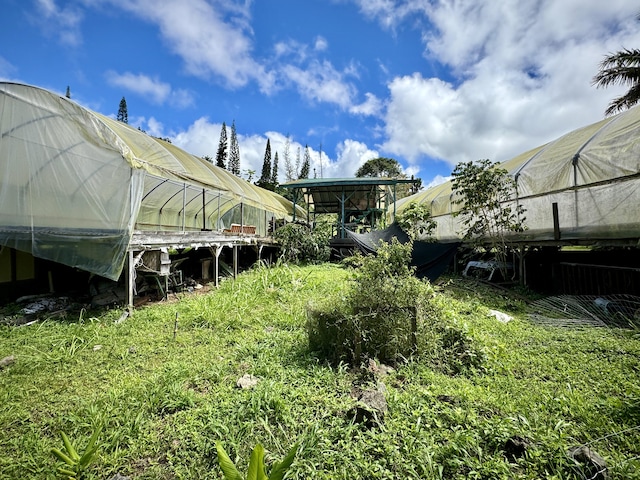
[0,82,301,280]
[398,105,640,244]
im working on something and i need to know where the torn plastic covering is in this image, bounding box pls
[0,82,303,280]
[346,223,460,281]
[397,105,640,243]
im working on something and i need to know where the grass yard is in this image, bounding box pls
[0,263,639,479]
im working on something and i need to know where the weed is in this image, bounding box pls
[216,442,298,480]
[50,426,102,479]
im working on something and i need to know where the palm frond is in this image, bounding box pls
[604,83,640,116]
[593,49,640,87]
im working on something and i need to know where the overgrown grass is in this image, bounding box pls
[0,263,639,479]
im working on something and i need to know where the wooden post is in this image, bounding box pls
[552,202,561,241]
[233,245,238,279]
[126,250,134,309]
[212,245,222,288]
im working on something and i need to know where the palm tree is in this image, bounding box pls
[593,13,640,117]
[593,48,640,116]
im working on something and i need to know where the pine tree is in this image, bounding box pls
[65,86,71,99]
[299,145,311,179]
[215,122,227,169]
[283,134,295,182]
[257,139,273,189]
[117,97,128,124]
[272,151,279,186]
[203,155,214,164]
[228,120,240,175]
[295,147,301,178]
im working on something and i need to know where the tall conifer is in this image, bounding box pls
[228,120,240,175]
[215,122,227,169]
[117,97,128,124]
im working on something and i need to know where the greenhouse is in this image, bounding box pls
[0,82,303,301]
[397,104,640,247]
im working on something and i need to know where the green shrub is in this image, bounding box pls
[395,201,437,240]
[273,223,330,264]
[307,238,485,372]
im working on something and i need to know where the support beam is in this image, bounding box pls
[210,245,223,288]
[126,250,134,309]
[233,245,239,278]
[552,202,561,241]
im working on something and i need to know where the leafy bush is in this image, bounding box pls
[307,239,485,372]
[395,201,437,240]
[273,223,330,264]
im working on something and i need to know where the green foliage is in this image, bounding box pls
[256,139,274,191]
[274,223,330,264]
[216,122,228,169]
[308,239,484,370]
[299,146,311,179]
[116,97,127,124]
[355,157,402,178]
[216,442,298,480]
[50,426,102,479]
[451,159,526,279]
[593,46,640,116]
[228,120,241,175]
[1,265,639,479]
[395,201,437,240]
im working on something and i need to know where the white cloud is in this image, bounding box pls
[282,60,357,109]
[33,0,84,46]
[424,174,450,190]
[350,92,383,116]
[105,71,195,108]
[171,117,217,159]
[274,40,308,62]
[380,1,640,170]
[103,0,269,90]
[314,36,328,52]
[331,139,379,177]
[168,118,385,182]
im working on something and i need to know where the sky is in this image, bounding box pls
[1,0,639,189]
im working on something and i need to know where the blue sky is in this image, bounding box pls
[1,0,639,188]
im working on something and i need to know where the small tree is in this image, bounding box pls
[295,147,301,179]
[283,135,295,182]
[215,122,227,169]
[256,139,273,190]
[299,145,311,179]
[243,169,256,182]
[117,96,128,124]
[228,120,240,175]
[451,159,526,280]
[395,201,437,240]
[271,151,279,186]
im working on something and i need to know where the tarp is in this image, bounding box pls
[346,223,460,281]
[0,82,303,280]
[397,105,640,244]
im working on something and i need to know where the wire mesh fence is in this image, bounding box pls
[528,294,640,328]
